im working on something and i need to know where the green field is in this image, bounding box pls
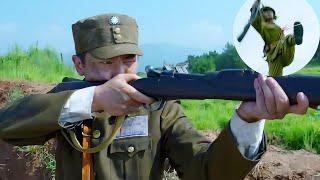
[0,45,80,83]
[1,46,320,154]
[297,66,320,74]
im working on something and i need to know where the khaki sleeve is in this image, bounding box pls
[251,9,264,35]
[0,90,75,145]
[160,100,266,180]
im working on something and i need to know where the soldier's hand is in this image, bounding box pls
[252,0,261,8]
[91,74,154,116]
[237,74,309,123]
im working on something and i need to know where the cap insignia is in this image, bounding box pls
[109,16,120,25]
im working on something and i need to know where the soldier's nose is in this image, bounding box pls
[111,62,127,76]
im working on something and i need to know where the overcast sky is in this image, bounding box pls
[0,0,319,55]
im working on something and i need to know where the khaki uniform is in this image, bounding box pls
[0,91,266,180]
[252,8,296,76]
[0,13,266,180]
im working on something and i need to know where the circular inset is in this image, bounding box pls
[233,0,320,76]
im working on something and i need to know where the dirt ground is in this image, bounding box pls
[203,131,320,180]
[0,80,54,180]
[0,79,53,108]
[0,79,320,180]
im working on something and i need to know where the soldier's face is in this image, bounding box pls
[263,10,275,21]
[73,53,138,81]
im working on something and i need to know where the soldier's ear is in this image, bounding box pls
[72,55,86,76]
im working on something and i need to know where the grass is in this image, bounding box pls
[14,145,56,176]
[8,86,23,101]
[181,100,240,130]
[297,66,320,74]
[0,45,81,83]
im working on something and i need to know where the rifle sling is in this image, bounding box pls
[68,116,125,153]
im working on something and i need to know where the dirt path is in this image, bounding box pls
[0,79,320,180]
[203,131,320,180]
[247,146,320,180]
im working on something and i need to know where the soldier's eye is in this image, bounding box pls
[100,61,112,65]
[123,54,136,63]
[126,54,136,59]
[123,59,136,64]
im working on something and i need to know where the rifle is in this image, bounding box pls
[50,66,320,107]
[237,0,261,42]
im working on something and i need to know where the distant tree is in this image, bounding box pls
[215,43,248,70]
[187,43,248,73]
[187,41,320,72]
[187,51,218,73]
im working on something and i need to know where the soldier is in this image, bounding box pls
[250,0,304,76]
[0,13,309,180]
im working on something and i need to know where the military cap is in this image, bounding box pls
[72,13,143,60]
